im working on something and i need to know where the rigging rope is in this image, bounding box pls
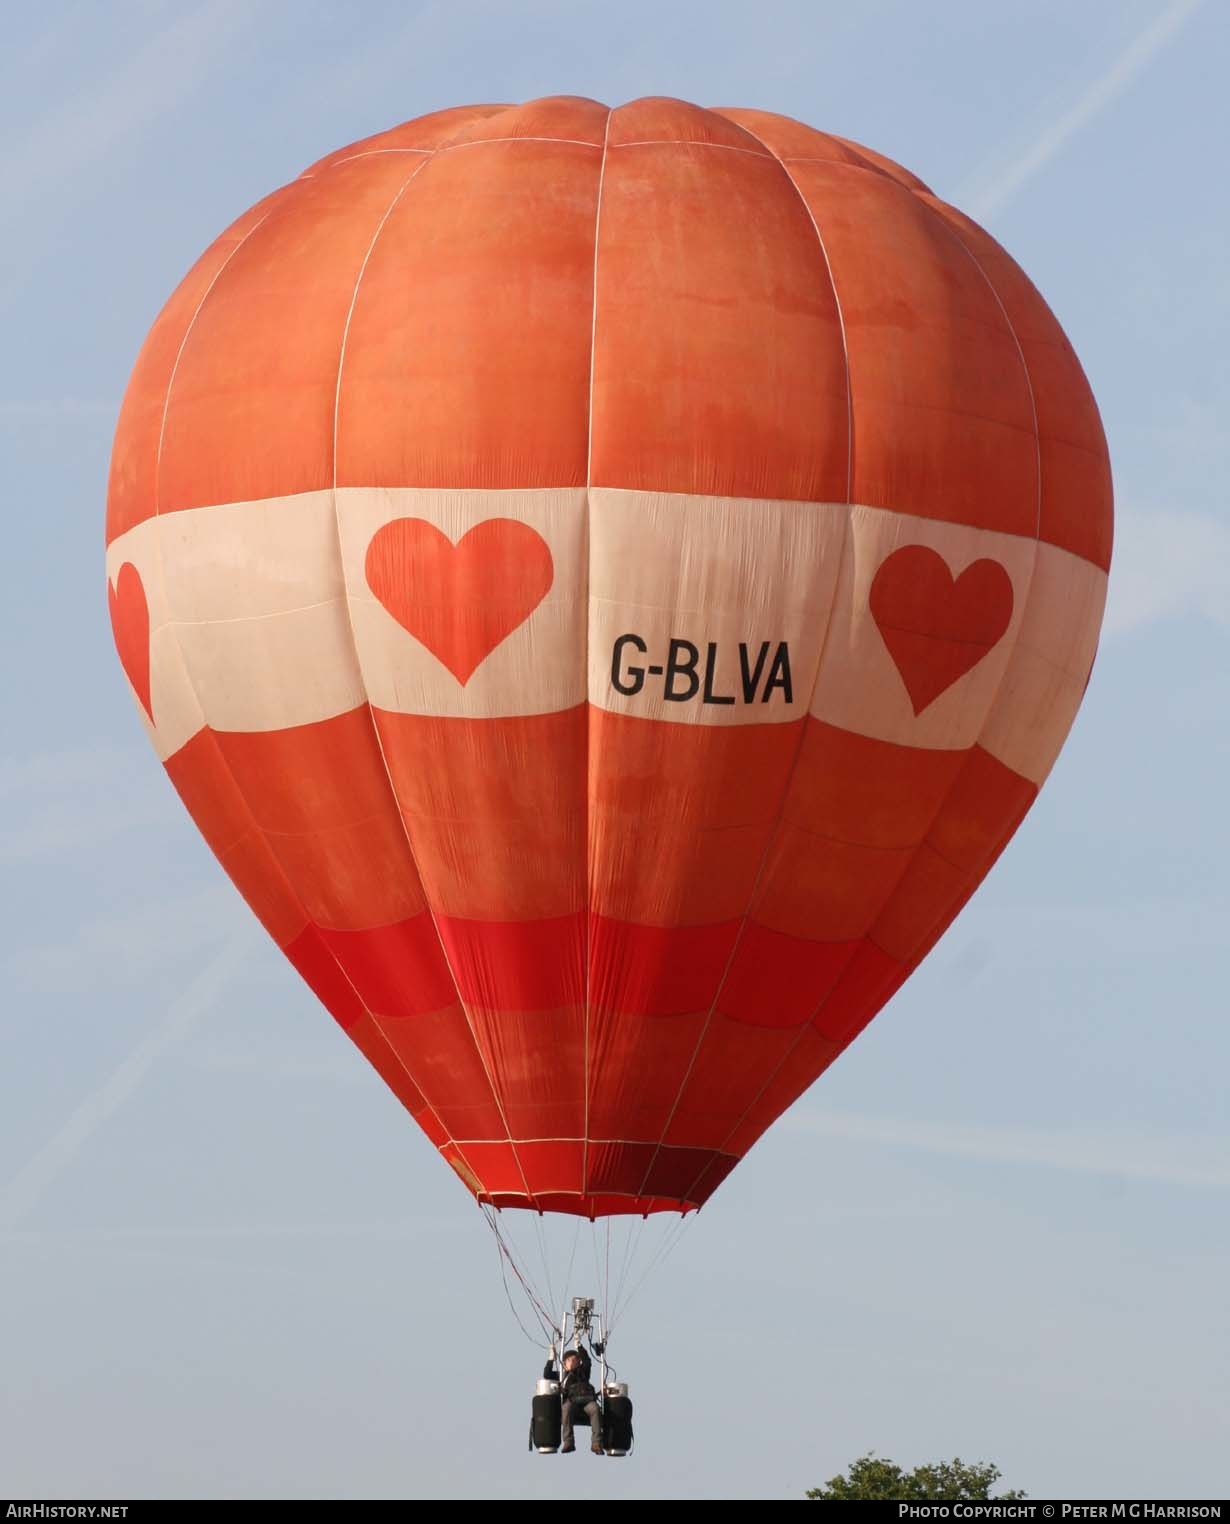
[483,1199,700,1355]
[557,1215,582,1337]
[531,1209,556,1319]
[608,1210,696,1336]
[486,1208,550,1347]
[608,1211,645,1329]
[600,1219,614,1335]
[480,1203,557,1344]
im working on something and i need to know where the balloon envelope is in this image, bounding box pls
[106,96,1112,1217]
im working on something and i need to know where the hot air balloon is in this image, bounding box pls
[105,95,1111,1319]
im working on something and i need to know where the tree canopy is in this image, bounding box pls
[807,1453,1026,1501]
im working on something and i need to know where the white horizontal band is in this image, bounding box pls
[106,486,1106,784]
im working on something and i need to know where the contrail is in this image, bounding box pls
[1,0,256,208]
[0,933,250,1230]
[968,0,1206,220]
[782,1108,1230,1188]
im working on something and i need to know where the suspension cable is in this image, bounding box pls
[531,1209,557,1319]
[588,1218,599,1328]
[609,1210,696,1337]
[604,1218,612,1331]
[556,1215,582,1336]
[608,1212,645,1330]
[486,1210,550,1347]
[483,1201,691,1354]
[480,1204,557,1344]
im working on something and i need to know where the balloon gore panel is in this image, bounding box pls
[106,96,1112,1217]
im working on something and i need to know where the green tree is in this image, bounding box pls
[807,1453,1026,1500]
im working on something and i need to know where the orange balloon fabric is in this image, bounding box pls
[105,97,1112,1218]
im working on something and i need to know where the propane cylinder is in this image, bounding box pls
[601,1383,633,1457]
[532,1379,562,1454]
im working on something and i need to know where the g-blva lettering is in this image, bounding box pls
[611,634,793,706]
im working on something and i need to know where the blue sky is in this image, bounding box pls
[2,0,1227,1502]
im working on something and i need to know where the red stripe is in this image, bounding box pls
[589,917,738,1015]
[437,911,585,1010]
[318,914,456,1018]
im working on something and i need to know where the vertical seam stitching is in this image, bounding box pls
[148,189,460,1160]
[582,106,614,1215]
[326,134,529,1204]
[634,123,856,1204]
[684,189,1046,1207]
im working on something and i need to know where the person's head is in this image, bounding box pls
[563,1350,581,1371]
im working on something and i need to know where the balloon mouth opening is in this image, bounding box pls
[444,1148,731,1217]
[476,1190,699,1220]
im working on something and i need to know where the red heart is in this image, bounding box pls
[365,517,554,685]
[108,561,153,721]
[870,545,1014,715]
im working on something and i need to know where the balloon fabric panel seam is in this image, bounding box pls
[139,186,447,1154]
[675,141,1051,1206]
[582,105,615,1211]
[631,117,855,1204]
[323,117,537,1205]
[912,193,1042,543]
